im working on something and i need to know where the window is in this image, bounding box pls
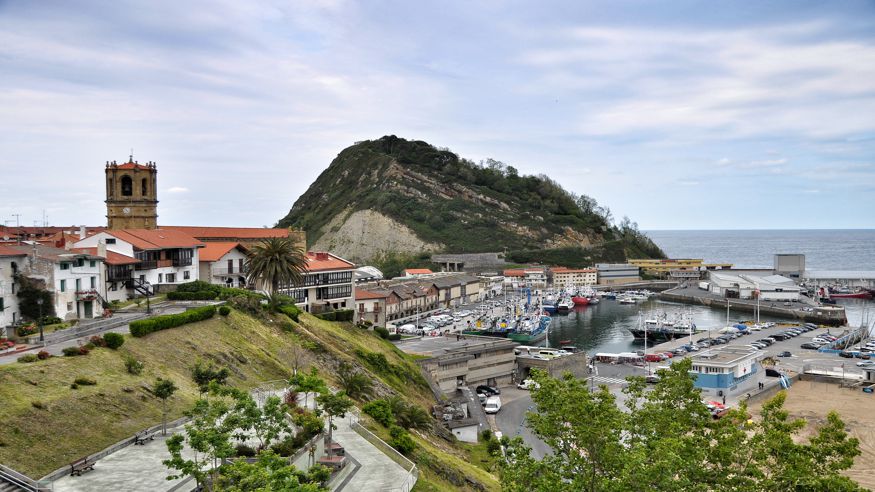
[166,273,176,283]
[110,282,117,292]
[228,259,234,274]
[121,176,133,196]
[66,302,73,311]
[141,178,148,196]
[184,270,190,280]
[76,258,84,267]
[60,279,66,292]
[75,279,81,291]
[89,260,96,267]
[158,273,163,283]
[0,298,4,311]
[106,238,116,245]
[90,276,96,289]
[60,263,70,270]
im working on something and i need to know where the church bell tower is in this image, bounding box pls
[105,157,159,229]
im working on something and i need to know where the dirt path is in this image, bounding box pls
[750,381,875,490]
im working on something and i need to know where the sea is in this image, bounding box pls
[544,229,875,354]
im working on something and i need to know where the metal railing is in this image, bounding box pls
[347,411,419,492]
[0,463,51,491]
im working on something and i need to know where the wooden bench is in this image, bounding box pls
[70,457,95,476]
[317,455,346,470]
[133,430,155,445]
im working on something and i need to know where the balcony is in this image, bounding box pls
[212,266,249,276]
[172,257,192,267]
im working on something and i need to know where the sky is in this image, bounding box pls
[1,0,874,230]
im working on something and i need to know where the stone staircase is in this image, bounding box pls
[35,313,148,345]
[0,464,48,492]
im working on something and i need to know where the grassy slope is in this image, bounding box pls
[0,311,500,490]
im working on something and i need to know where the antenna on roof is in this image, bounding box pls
[130,148,134,162]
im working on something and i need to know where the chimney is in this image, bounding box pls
[78,225,86,240]
[316,252,329,260]
[98,239,107,259]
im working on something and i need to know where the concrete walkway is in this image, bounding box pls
[331,415,411,492]
[51,424,194,492]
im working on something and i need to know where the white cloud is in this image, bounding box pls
[167,187,190,193]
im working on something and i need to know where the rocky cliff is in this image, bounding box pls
[277,136,664,263]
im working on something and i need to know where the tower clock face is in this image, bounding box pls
[122,207,131,215]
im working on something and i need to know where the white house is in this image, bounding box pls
[8,244,105,320]
[72,244,141,304]
[198,242,249,288]
[75,228,203,295]
[708,272,800,301]
[0,245,27,333]
[277,252,356,313]
[551,267,598,288]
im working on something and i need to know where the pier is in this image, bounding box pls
[658,285,847,326]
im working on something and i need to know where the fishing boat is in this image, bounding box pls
[507,315,551,344]
[571,295,590,306]
[628,312,699,341]
[828,289,873,300]
[556,299,574,311]
[617,296,636,304]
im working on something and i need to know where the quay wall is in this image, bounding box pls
[658,290,847,326]
[594,281,679,292]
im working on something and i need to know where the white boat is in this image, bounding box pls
[618,297,636,304]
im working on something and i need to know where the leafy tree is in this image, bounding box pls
[192,360,230,393]
[363,399,395,427]
[165,396,236,489]
[389,425,415,455]
[316,391,353,458]
[215,451,329,491]
[336,362,374,401]
[153,378,178,436]
[501,360,864,492]
[245,237,308,295]
[289,367,328,409]
[224,389,290,452]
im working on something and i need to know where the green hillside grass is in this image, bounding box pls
[0,311,498,490]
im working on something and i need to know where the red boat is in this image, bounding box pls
[571,296,590,306]
[829,291,873,300]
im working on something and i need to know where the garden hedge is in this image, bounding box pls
[130,305,217,337]
[167,291,218,301]
[279,305,301,322]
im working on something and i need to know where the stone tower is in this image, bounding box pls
[105,157,158,229]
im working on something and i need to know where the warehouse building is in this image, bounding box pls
[707,271,801,301]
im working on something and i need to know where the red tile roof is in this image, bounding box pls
[108,229,204,250]
[198,242,248,262]
[355,288,389,300]
[72,247,140,266]
[403,268,433,275]
[0,245,27,257]
[115,162,152,170]
[305,252,355,272]
[161,226,292,240]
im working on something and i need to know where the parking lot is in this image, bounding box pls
[648,323,870,379]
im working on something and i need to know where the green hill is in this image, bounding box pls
[277,135,664,264]
[0,311,499,491]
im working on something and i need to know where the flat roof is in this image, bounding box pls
[395,335,518,357]
[690,346,758,366]
[804,270,875,280]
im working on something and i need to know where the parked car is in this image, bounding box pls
[777,351,792,357]
[476,385,500,396]
[477,393,487,405]
[856,361,875,367]
[662,352,675,359]
[765,368,783,377]
[484,396,502,414]
[645,375,661,384]
[839,351,854,358]
[644,354,663,362]
[517,378,540,390]
[800,342,821,350]
[672,348,687,355]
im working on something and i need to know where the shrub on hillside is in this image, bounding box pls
[335,309,354,322]
[129,305,217,337]
[389,425,415,455]
[363,399,395,427]
[235,444,256,458]
[388,334,401,341]
[103,332,125,349]
[39,316,63,325]
[279,305,301,322]
[37,350,51,360]
[17,354,38,363]
[73,377,97,386]
[89,335,107,348]
[218,287,263,301]
[374,327,390,339]
[124,355,144,375]
[315,311,336,322]
[192,360,230,392]
[62,346,89,357]
[218,306,231,316]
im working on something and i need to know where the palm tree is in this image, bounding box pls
[245,237,308,295]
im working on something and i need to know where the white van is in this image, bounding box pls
[484,396,502,414]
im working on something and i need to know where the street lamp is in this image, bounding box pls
[36,297,44,343]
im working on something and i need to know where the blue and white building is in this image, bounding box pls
[689,346,765,399]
